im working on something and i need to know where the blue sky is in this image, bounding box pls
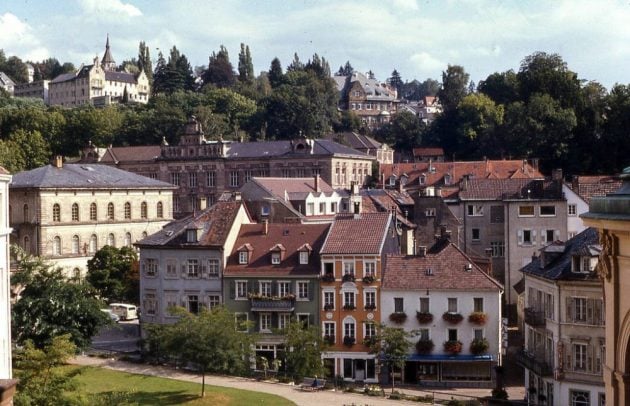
[2,0,630,88]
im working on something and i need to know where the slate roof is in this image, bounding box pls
[51,71,76,84]
[380,160,543,190]
[359,189,415,228]
[100,146,162,163]
[252,176,335,200]
[520,228,600,281]
[10,163,176,190]
[226,139,372,159]
[136,201,245,248]
[382,242,503,291]
[104,70,137,84]
[459,179,563,201]
[570,175,622,204]
[224,223,330,277]
[335,132,383,151]
[320,212,392,254]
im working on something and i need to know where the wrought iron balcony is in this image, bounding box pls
[250,297,295,312]
[524,307,546,327]
[515,349,552,377]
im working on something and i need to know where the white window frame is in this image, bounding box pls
[187,259,199,278]
[144,258,158,277]
[271,252,281,264]
[323,321,335,338]
[278,281,291,297]
[518,205,535,217]
[344,291,356,308]
[166,258,177,277]
[208,258,220,277]
[364,290,376,309]
[539,205,556,217]
[419,297,430,313]
[568,204,577,216]
[467,204,484,216]
[572,343,588,371]
[208,294,220,309]
[229,171,239,187]
[299,251,309,265]
[259,280,272,297]
[364,322,376,339]
[363,261,376,277]
[297,281,309,301]
[239,251,248,264]
[343,261,355,276]
[278,313,291,330]
[323,290,335,309]
[447,297,458,313]
[344,318,356,339]
[259,313,272,333]
[235,280,248,300]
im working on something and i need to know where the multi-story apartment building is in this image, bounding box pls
[517,228,604,406]
[136,200,250,326]
[319,212,398,382]
[223,222,330,366]
[0,166,11,379]
[381,236,503,387]
[48,36,150,107]
[82,116,375,218]
[457,178,567,311]
[13,80,50,104]
[9,158,175,277]
[334,72,400,129]
[331,132,394,164]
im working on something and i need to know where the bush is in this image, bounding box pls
[389,391,404,400]
[470,338,489,355]
[416,311,434,324]
[468,312,487,325]
[442,312,464,324]
[415,338,435,354]
[389,312,408,324]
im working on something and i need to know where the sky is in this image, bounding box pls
[1,0,630,89]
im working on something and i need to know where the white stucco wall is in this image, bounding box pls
[0,172,12,379]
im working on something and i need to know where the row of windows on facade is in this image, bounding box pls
[35,201,165,223]
[237,250,311,265]
[44,231,147,256]
[323,261,377,277]
[468,228,560,247]
[528,374,605,406]
[466,203,573,218]
[235,280,312,300]
[350,101,394,111]
[527,288,604,325]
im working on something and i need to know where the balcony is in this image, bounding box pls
[250,297,295,312]
[515,349,552,377]
[524,307,546,327]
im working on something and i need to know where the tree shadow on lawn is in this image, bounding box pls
[99,389,199,405]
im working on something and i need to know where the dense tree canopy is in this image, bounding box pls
[86,245,139,303]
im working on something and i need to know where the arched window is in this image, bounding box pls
[156,202,163,218]
[72,203,79,221]
[23,236,30,254]
[53,204,61,222]
[23,204,29,223]
[53,236,61,256]
[72,235,80,254]
[90,203,97,220]
[124,202,131,219]
[107,233,115,247]
[141,202,148,219]
[125,232,132,247]
[107,203,115,220]
[89,234,97,254]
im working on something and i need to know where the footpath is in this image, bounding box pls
[70,355,524,405]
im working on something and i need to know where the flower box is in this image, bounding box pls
[324,303,334,311]
[443,340,463,354]
[416,311,434,324]
[468,311,487,325]
[342,274,356,282]
[389,312,407,324]
[321,273,335,282]
[343,336,356,346]
[343,304,356,311]
[470,338,489,355]
[442,312,464,324]
[323,335,335,345]
[415,339,434,354]
[364,303,376,311]
[363,336,377,346]
[248,293,296,301]
[362,275,375,284]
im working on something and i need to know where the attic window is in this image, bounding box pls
[444,174,451,185]
[299,251,309,265]
[283,229,289,236]
[425,268,433,276]
[271,252,281,265]
[186,229,198,243]
[419,175,426,185]
[388,175,397,186]
[573,256,595,273]
[239,251,248,264]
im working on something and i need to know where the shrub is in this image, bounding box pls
[389,312,408,324]
[389,391,403,400]
[362,275,375,284]
[343,336,356,346]
[416,311,434,324]
[443,340,463,354]
[415,338,435,354]
[442,312,464,324]
[343,304,356,310]
[364,303,376,310]
[321,273,335,282]
[342,273,355,282]
[324,303,334,311]
[468,311,487,325]
[470,338,489,355]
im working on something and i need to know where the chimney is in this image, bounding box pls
[199,197,207,211]
[53,155,63,168]
[234,192,242,201]
[314,174,320,193]
[417,245,427,257]
[552,168,563,182]
[263,219,269,235]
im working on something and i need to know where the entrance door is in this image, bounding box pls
[355,359,366,381]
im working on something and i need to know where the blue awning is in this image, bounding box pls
[405,354,494,362]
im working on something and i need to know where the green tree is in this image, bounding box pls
[375,110,425,152]
[600,84,630,173]
[203,45,235,88]
[366,324,414,393]
[455,93,505,158]
[13,334,79,406]
[154,306,255,397]
[238,43,254,83]
[137,41,153,83]
[11,247,109,349]
[286,53,304,72]
[477,70,520,105]
[517,52,581,108]
[438,64,470,112]
[86,245,138,303]
[388,69,403,95]
[283,321,327,381]
[0,128,50,172]
[0,54,28,83]
[336,61,354,76]
[268,57,284,88]
[152,47,194,94]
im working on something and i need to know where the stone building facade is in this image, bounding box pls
[9,159,175,277]
[0,166,11,379]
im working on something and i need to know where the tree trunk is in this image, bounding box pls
[391,364,395,393]
[201,369,206,397]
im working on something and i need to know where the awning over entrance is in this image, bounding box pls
[405,354,494,362]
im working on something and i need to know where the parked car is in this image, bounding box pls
[100,308,120,323]
[108,303,138,321]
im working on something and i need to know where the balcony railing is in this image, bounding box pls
[524,307,546,327]
[515,349,552,377]
[250,298,295,312]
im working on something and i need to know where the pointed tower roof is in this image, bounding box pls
[101,34,116,71]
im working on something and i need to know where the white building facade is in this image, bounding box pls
[0,167,11,378]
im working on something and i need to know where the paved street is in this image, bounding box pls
[90,320,141,353]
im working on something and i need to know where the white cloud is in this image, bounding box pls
[77,0,142,19]
[409,52,444,72]
[0,12,49,60]
[392,0,419,11]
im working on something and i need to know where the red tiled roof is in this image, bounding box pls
[380,160,543,189]
[100,145,162,163]
[459,179,563,201]
[413,147,444,156]
[571,175,622,204]
[321,212,391,254]
[253,176,334,196]
[382,243,502,291]
[224,223,330,276]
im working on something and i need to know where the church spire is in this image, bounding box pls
[101,34,116,71]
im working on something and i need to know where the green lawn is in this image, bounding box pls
[66,366,296,406]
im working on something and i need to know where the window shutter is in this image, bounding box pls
[594,300,602,325]
[587,345,593,372]
[566,344,572,370]
[566,297,573,322]
[308,283,313,301]
[554,230,560,241]
[201,262,208,279]
[532,230,537,245]
[141,260,146,274]
[517,230,523,245]
[587,299,594,324]
[230,281,235,299]
[541,231,547,244]
[181,264,187,278]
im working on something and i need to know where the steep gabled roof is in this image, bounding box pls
[224,222,330,276]
[459,179,563,201]
[100,146,162,164]
[383,242,503,291]
[320,212,392,255]
[10,163,176,190]
[570,175,622,204]
[252,176,335,199]
[137,201,246,248]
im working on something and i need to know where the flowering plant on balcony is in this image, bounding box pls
[389,312,407,324]
[248,293,296,301]
[323,335,335,345]
[415,339,435,354]
[443,340,463,354]
[363,336,377,346]
[468,311,487,325]
[321,273,335,282]
[343,303,356,310]
[362,275,375,284]
[342,273,356,282]
[442,312,464,324]
[323,303,334,311]
[364,303,376,310]
[470,338,489,355]
[416,311,434,324]
[343,336,356,346]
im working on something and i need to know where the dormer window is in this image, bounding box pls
[269,244,286,264]
[444,174,452,185]
[388,175,397,186]
[271,252,281,264]
[419,175,426,185]
[299,251,309,265]
[186,228,199,243]
[572,255,596,273]
[239,251,248,264]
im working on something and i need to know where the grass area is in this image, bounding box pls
[65,366,296,406]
